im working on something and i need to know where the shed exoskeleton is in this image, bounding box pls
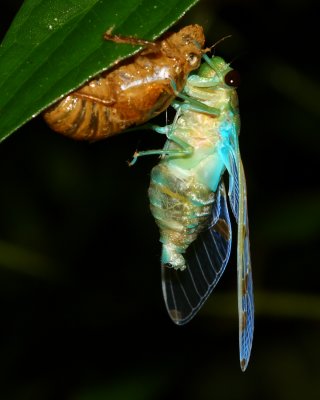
[43,25,205,141]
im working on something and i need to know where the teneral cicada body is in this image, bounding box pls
[43,25,205,141]
[132,54,254,370]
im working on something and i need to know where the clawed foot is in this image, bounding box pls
[127,151,139,167]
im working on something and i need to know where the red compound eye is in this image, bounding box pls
[224,70,240,87]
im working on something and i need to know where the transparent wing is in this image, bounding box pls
[161,180,232,325]
[227,129,254,371]
[228,151,240,222]
[236,159,254,371]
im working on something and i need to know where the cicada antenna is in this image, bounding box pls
[202,35,232,55]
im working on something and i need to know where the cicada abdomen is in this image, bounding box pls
[133,53,254,370]
[43,25,205,141]
[149,161,216,270]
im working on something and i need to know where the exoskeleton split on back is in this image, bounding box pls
[131,52,254,371]
[43,25,205,140]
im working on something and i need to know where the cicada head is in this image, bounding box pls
[197,55,241,89]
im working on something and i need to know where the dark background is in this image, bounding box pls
[1,0,319,399]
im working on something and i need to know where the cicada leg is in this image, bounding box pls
[129,137,192,166]
[129,108,193,166]
[72,92,116,106]
[170,81,221,117]
[103,30,159,53]
[172,99,220,116]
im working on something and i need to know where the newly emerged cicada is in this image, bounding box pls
[43,25,205,141]
[131,53,254,371]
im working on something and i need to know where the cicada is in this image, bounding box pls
[43,25,205,141]
[131,54,254,371]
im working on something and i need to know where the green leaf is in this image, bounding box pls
[0,0,200,142]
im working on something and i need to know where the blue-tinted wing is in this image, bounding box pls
[227,146,240,222]
[235,158,254,371]
[229,152,254,371]
[161,180,232,325]
[227,128,254,370]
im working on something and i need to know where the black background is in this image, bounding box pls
[1,1,319,399]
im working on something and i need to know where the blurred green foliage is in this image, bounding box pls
[0,0,319,399]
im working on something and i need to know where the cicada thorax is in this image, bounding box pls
[43,25,205,141]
